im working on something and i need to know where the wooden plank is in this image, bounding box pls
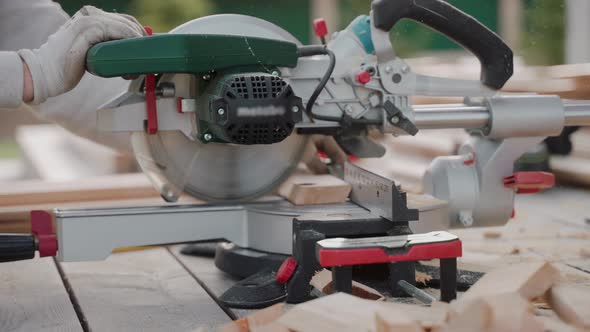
[168,245,250,318]
[0,173,159,207]
[278,173,351,205]
[0,257,82,332]
[15,124,133,181]
[59,248,230,331]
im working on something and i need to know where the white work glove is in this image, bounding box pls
[18,6,146,105]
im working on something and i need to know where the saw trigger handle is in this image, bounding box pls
[371,0,513,90]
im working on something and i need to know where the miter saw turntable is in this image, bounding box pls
[2,0,590,308]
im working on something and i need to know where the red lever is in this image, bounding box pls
[503,172,555,194]
[31,210,57,257]
[313,18,328,44]
[144,26,158,135]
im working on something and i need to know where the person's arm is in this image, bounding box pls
[0,5,145,152]
[22,61,33,103]
[18,6,145,105]
[0,51,24,108]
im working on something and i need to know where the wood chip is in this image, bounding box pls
[310,269,384,301]
[547,284,590,330]
[415,271,432,286]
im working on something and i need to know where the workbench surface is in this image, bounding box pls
[1,186,589,332]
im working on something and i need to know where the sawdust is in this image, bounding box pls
[483,231,502,239]
[415,271,432,286]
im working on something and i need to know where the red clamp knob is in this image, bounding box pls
[31,210,57,257]
[313,18,328,39]
[503,171,555,194]
[355,71,371,85]
[276,257,297,284]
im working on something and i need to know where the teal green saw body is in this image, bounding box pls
[86,34,299,77]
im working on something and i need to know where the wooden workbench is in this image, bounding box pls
[1,186,589,332]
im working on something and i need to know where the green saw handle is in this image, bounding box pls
[86,34,299,77]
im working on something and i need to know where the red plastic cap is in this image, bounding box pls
[313,18,328,38]
[31,210,57,257]
[144,26,153,36]
[355,71,371,85]
[503,171,555,194]
[276,257,297,284]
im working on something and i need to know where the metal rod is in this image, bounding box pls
[397,280,436,304]
[563,101,590,126]
[413,101,590,130]
[413,105,489,130]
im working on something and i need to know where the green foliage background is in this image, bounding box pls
[521,0,565,65]
[58,0,565,65]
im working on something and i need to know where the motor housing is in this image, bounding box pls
[198,72,303,144]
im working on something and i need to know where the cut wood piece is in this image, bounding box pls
[437,297,491,332]
[0,257,82,332]
[550,155,590,187]
[537,316,586,332]
[570,128,590,158]
[0,173,158,207]
[407,193,450,233]
[59,248,230,331]
[384,302,449,330]
[277,292,380,331]
[459,261,560,303]
[375,308,423,332]
[547,284,590,330]
[278,173,351,205]
[311,269,385,300]
[443,293,543,332]
[278,293,445,332]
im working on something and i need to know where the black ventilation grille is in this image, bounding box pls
[229,75,287,100]
[227,122,294,145]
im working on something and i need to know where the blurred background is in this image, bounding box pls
[1,0,589,190]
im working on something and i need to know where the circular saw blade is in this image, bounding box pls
[133,14,308,202]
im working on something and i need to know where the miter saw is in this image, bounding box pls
[2,0,590,307]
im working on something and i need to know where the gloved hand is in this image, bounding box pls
[18,6,145,105]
